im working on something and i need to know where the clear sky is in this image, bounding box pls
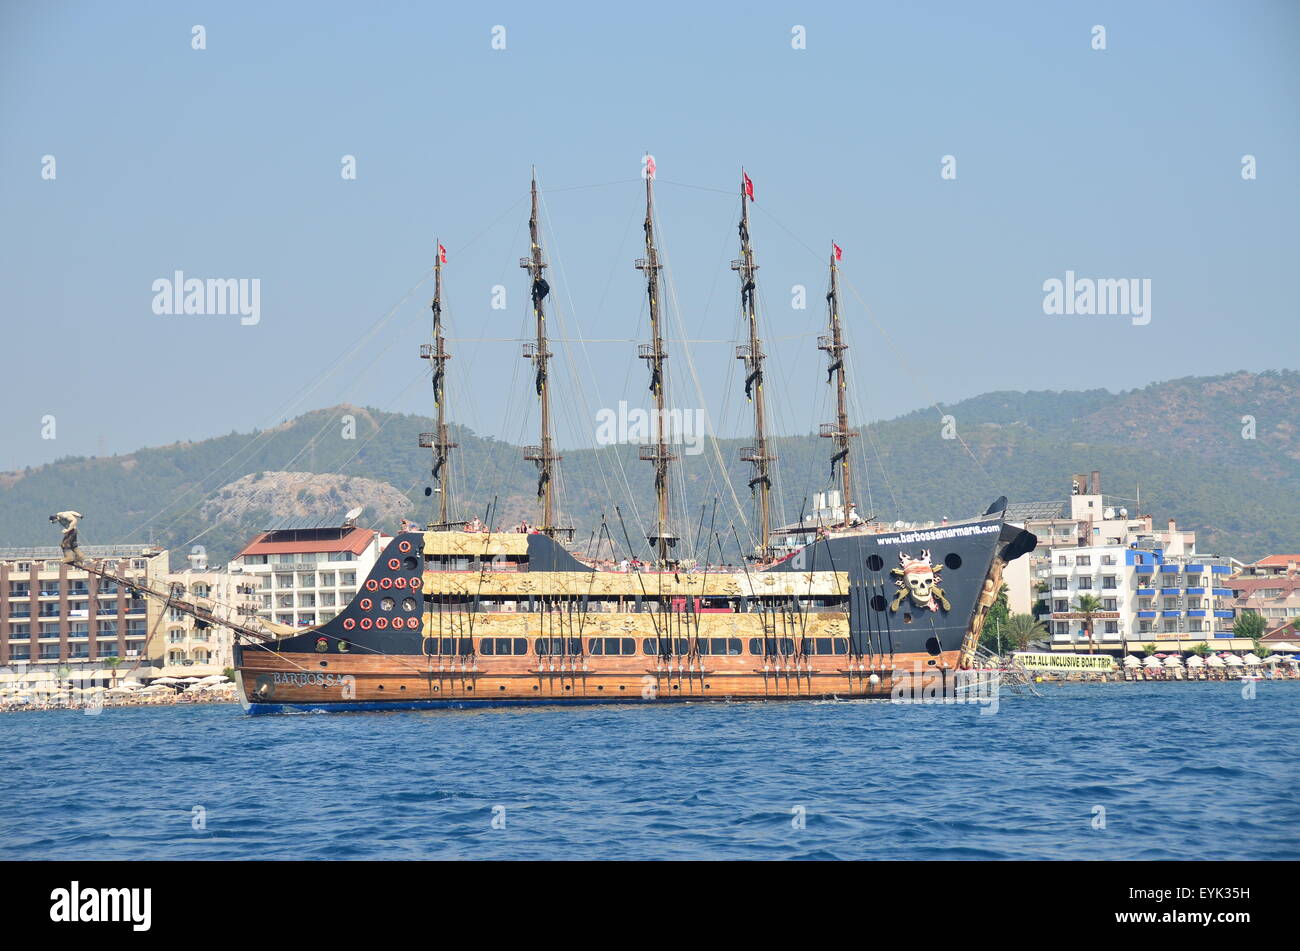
[2,0,1297,471]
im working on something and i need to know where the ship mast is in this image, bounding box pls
[732,168,775,557]
[818,242,857,526]
[420,240,457,528]
[520,170,562,534]
[636,158,676,563]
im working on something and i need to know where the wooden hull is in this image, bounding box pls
[234,646,963,713]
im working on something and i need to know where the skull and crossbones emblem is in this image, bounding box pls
[889,549,951,613]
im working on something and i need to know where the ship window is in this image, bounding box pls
[944,553,962,570]
[402,598,417,612]
[748,637,795,655]
[433,638,473,655]
[380,597,394,612]
[479,637,527,656]
[866,554,884,572]
[804,638,849,655]
[587,637,636,656]
[698,638,742,656]
[535,638,583,656]
[643,638,691,656]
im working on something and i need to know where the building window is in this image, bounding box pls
[1077,578,1092,589]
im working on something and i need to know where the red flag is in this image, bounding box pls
[833,242,843,261]
[645,155,656,180]
[743,171,754,201]
[438,243,447,264]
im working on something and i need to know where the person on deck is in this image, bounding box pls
[50,511,84,564]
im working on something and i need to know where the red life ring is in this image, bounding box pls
[365,579,378,591]
[398,540,412,553]
[409,577,423,590]
[406,616,420,630]
[388,558,401,570]
[359,598,372,611]
[393,577,407,589]
[343,617,356,630]
[375,617,388,630]
[360,617,373,630]
[380,577,393,589]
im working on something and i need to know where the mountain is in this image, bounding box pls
[1,370,1296,566]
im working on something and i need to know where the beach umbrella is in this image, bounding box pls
[1123,655,1141,667]
[1143,656,1163,668]
[151,677,183,685]
[1225,655,1245,667]
[1262,654,1284,664]
[1186,655,1205,668]
[1206,655,1226,668]
[1243,653,1262,666]
[1270,642,1298,651]
[195,675,227,684]
[118,680,144,689]
[1164,655,1184,667]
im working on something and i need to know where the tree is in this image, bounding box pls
[1190,642,1212,658]
[1232,612,1266,640]
[1252,638,1273,660]
[102,655,123,688]
[1143,642,1157,656]
[1003,613,1047,651]
[1073,593,1104,653]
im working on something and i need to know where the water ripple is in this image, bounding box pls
[1,683,1298,860]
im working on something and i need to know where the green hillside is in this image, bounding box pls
[1,370,1296,566]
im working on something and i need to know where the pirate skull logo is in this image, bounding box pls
[890,549,951,613]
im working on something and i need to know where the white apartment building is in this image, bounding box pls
[1047,543,1235,653]
[229,517,390,628]
[161,566,261,675]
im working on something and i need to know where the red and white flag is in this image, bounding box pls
[645,155,656,180]
[833,242,843,261]
[743,171,755,201]
[438,243,447,264]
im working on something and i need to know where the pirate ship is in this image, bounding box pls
[223,166,1036,713]
[61,165,1035,713]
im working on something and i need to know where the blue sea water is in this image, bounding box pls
[1,682,1297,860]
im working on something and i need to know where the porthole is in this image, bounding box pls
[866,554,884,572]
[532,685,539,691]
[499,685,506,691]
[378,685,385,691]
[380,597,395,612]
[597,685,604,691]
[564,685,571,691]
[403,556,419,571]
[944,553,962,571]
[619,685,626,691]
[402,598,417,612]
[925,636,942,656]
[869,594,887,612]
[467,685,474,691]
[902,613,912,624]
[319,661,328,668]
[433,685,440,692]
[400,685,407,691]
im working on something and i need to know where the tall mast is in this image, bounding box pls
[732,168,775,556]
[520,170,560,533]
[636,158,675,563]
[818,242,857,525]
[420,240,456,528]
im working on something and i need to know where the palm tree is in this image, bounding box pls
[103,655,123,689]
[1003,613,1047,651]
[1191,642,1212,658]
[1073,594,1104,653]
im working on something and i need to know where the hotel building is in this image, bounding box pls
[229,516,390,628]
[1046,543,1236,653]
[0,545,168,674]
[158,566,261,676]
[1228,555,1300,632]
[1005,469,1201,615]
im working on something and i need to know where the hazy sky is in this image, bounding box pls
[2,0,1297,472]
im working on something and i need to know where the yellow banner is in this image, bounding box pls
[1012,652,1114,671]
